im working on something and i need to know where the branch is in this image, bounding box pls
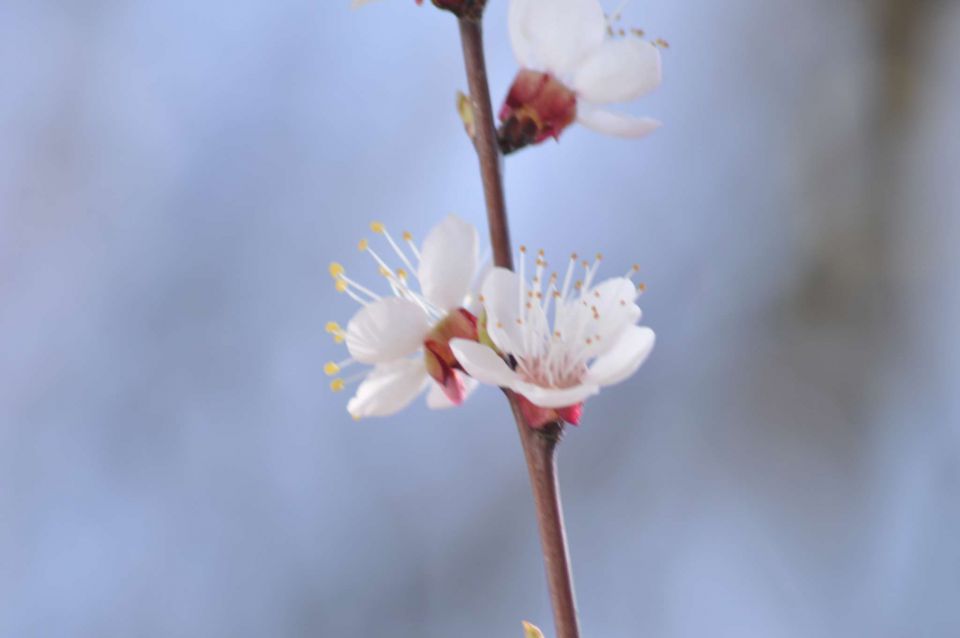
[457,16,581,638]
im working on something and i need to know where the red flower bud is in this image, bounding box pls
[423,308,479,404]
[498,70,577,154]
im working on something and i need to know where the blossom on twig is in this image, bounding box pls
[326,215,487,419]
[451,247,654,428]
[499,0,664,152]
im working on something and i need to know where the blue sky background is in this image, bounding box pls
[2,1,958,636]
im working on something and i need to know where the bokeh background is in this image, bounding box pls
[2,0,959,636]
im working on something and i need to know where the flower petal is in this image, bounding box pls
[512,0,607,77]
[346,297,430,364]
[347,359,429,418]
[572,38,662,104]
[426,374,479,409]
[514,380,600,408]
[450,338,521,388]
[584,325,655,386]
[418,215,479,311]
[508,0,538,68]
[479,267,526,355]
[576,107,661,138]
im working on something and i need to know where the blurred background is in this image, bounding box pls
[2,0,958,636]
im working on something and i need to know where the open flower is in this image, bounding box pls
[326,215,486,419]
[450,247,654,428]
[498,0,663,152]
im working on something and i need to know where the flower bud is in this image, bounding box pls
[498,70,577,154]
[423,308,479,404]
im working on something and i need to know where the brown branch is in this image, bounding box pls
[457,16,581,638]
[508,396,581,638]
[457,18,513,270]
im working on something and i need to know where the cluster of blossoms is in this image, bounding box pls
[327,217,654,427]
[335,0,664,426]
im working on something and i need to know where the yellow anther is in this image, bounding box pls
[655,37,670,49]
[330,379,346,392]
[519,245,527,253]
[538,249,545,257]
[378,266,390,277]
[328,262,345,278]
[370,221,385,234]
[324,362,340,376]
[632,264,641,272]
[335,279,348,293]
[351,413,361,422]
[357,238,369,251]
[596,253,604,261]
[333,335,345,344]
[478,294,485,303]
[325,321,342,334]
[402,231,413,242]
[638,282,648,292]
[396,268,407,279]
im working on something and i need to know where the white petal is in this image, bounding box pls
[512,0,607,77]
[418,215,479,311]
[508,0,538,68]
[584,325,655,386]
[479,268,526,355]
[590,277,642,357]
[572,38,662,104]
[450,339,521,388]
[426,375,479,410]
[577,107,661,138]
[347,359,428,418]
[514,380,600,408]
[346,297,429,364]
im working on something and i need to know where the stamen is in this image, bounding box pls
[329,262,345,279]
[338,274,381,303]
[330,370,368,392]
[404,231,421,260]
[324,358,354,376]
[381,227,418,277]
[370,221,385,234]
